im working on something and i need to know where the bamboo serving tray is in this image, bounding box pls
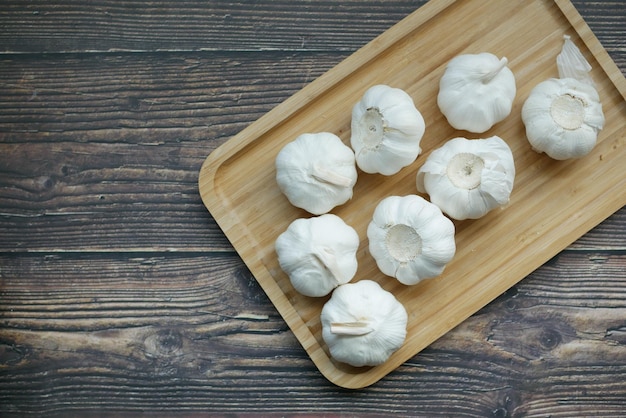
[199,0,626,388]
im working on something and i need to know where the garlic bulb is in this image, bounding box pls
[350,84,425,175]
[521,36,604,160]
[367,195,455,285]
[275,214,359,297]
[320,280,407,367]
[276,132,357,215]
[437,53,516,133]
[416,136,515,220]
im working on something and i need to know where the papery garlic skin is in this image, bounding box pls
[557,35,594,85]
[276,132,357,215]
[521,77,604,160]
[320,280,407,367]
[437,53,516,133]
[275,214,359,297]
[350,84,425,175]
[416,136,515,220]
[367,195,456,285]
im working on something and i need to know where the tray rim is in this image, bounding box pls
[199,0,626,388]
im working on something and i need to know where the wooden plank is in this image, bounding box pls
[0,1,427,53]
[0,253,279,330]
[0,53,337,251]
[0,52,333,142]
[0,0,623,61]
[1,251,624,415]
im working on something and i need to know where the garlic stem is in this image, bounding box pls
[311,163,353,188]
[313,248,344,283]
[481,57,508,83]
[330,321,374,336]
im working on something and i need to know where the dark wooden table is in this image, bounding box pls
[1,1,625,416]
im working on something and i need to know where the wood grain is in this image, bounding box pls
[199,0,626,388]
[0,53,336,252]
[0,0,623,61]
[0,1,428,54]
[0,0,625,414]
[1,251,624,415]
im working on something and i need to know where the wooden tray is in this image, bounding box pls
[199,0,626,388]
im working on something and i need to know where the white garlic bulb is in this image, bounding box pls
[521,36,604,160]
[275,214,359,297]
[367,195,456,285]
[416,136,515,220]
[437,53,516,133]
[320,280,407,367]
[350,84,425,175]
[276,132,357,215]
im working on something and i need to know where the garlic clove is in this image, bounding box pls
[275,214,359,297]
[383,106,426,136]
[416,136,515,220]
[367,195,456,285]
[320,280,408,367]
[437,53,516,133]
[398,257,445,284]
[275,132,357,214]
[350,84,425,175]
[367,225,400,276]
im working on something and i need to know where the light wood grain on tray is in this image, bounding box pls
[199,0,626,388]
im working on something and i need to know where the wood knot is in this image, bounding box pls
[490,392,518,418]
[127,96,142,111]
[0,343,28,366]
[143,329,184,359]
[539,328,562,350]
[491,407,508,418]
[488,316,572,360]
[33,175,56,193]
